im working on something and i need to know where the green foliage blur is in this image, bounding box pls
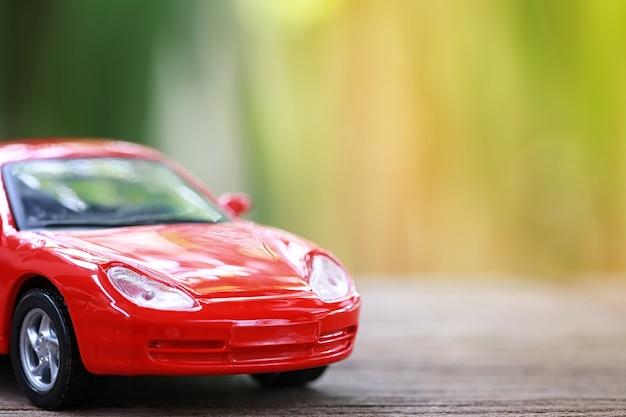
[2,0,626,277]
[0,0,192,141]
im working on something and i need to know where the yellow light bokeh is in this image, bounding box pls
[234,0,626,277]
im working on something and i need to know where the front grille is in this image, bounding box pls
[147,325,356,365]
[147,340,227,363]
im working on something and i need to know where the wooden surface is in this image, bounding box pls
[2,278,626,416]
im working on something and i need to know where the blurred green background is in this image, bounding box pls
[1,0,625,278]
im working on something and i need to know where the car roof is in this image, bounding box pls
[0,139,164,166]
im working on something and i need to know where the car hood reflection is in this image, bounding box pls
[42,222,313,298]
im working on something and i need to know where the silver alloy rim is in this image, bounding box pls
[19,308,60,393]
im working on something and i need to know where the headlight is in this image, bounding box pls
[107,266,196,310]
[308,254,352,302]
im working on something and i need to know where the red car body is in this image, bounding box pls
[0,140,359,406]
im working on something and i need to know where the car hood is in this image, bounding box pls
[41,222,314,298]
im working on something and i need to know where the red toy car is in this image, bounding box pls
[0,139,360,409]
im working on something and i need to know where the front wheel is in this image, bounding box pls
[10,288,105,410]
[250,366,328,388]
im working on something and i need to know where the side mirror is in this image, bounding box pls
[218,192,253,217]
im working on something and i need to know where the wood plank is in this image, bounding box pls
[2,278,626,415]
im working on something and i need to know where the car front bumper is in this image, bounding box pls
[74,293,360,376]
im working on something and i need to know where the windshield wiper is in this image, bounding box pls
[126,216,224,226]
[31,219,132,228]
[28,216,225,229]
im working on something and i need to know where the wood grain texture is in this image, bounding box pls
[2,278,626,416]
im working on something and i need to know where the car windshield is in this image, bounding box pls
[3,157,228,230]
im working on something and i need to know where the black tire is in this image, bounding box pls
[10,288,106,410]
[250,366,328,388]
